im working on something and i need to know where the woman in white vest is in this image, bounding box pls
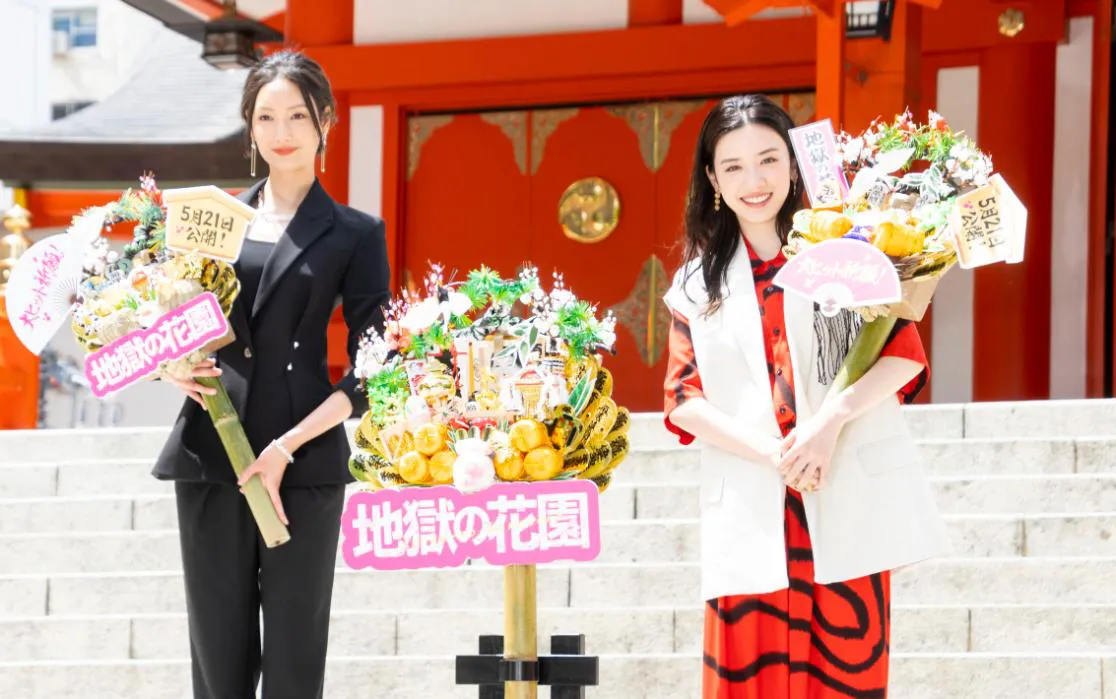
[662,94,950,698]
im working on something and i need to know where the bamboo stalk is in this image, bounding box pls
[504,563,538,699]
[830,315,899,394]
[195,375,291,548]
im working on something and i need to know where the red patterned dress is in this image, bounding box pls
[663,238,928,699]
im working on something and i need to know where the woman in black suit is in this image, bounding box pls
[152,50,390,699]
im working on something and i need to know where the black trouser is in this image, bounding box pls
[175,481,346,699]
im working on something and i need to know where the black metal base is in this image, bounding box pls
[456,634,599,698]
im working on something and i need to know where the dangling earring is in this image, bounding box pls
[713,190,721,212]
[250,141,258,178]
[320,141,327,174]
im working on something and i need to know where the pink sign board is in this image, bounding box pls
[84,292,229,398]
[774,238,901,316]
[341,480,602,571]
[789,120,850,210]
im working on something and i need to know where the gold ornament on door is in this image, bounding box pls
[558,177,620,244]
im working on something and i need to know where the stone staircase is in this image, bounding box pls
[0,399,1115,698]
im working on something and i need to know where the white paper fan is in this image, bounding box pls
[67,206,111,246]
[4,234,83,355]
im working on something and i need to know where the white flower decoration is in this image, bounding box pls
[452,437,496,493]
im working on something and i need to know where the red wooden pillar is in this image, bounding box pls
[0,201,40,429]
[0,315,38,429]
[628,0,683,26]
[973,41,1056,401]
[1090,0,1112,396]
[285,0,354,204]
[382,102,405,292]
[842,0,923,132]
[841,0,928,400]
[815,4,846,125]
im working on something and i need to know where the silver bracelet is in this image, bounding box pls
[270,438,295,464]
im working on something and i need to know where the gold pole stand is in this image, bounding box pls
[504,563,538,698]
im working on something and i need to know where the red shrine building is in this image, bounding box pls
[0,0,1110,426]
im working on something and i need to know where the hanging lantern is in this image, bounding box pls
[844,0,896,40]
[201,1,281,70]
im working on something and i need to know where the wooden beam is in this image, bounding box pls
[285,0,352,46]
[260,11,285,33]
[307,19,816,94]
[629,0,683,26]
[703,0,775,24]
[24,188,246,239]
[922,0,1065,53]
[169,0,225,20]
[1069,0,1097,17]
[351,64,815,112]
[1090,0,1112,396]
[305,1,1060,102]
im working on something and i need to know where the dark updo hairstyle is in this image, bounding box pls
[240,49,337,156]
[682,94,802,314]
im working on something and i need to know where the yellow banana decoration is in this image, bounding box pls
[585,396,619,448]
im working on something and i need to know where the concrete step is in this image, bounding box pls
[0,460,171,499]
[2,399,1116,467]
[3,603,1116,663]
[0,653,1111,699]
[963,399,1116,440]
[1,512,1114,573]
[631,475,1116,519]
[617,437,1116,480]
[4,557,1115,620]
[3,461,1113,522]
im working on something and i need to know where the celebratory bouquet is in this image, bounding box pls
[41,175,289,546]
[348,264,631,493]
[70,177,240,363]
[781,111,1024,391]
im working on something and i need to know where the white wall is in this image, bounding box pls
[349,105,384,218]
[0,0,53,130]
[229,0,284,20]
[0,0,164,131]
[1050,17,1093,399]
[51,0,164,107]
[354,0,629,44]
[931,66,979,404]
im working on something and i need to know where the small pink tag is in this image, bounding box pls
[789,120,850,210]
[774,239,901,316]
[84,292,229,398]
[341,480,602,571]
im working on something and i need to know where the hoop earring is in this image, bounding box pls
[713,191,721,212]
[320,142,327,174]
[250,141,257,178]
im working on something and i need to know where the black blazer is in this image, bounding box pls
[152,179,391,487]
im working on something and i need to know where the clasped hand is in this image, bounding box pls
[775,412,843,493]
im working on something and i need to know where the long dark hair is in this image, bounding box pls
[240,50,337,157]
[682,94,802,315]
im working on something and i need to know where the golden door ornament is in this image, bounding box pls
[558,177,620,244]
[608,254,672,367]
[530,108,579,175]
[480,111,529,175]
[605,101,705,172]
[407,115,454,180]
